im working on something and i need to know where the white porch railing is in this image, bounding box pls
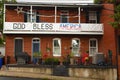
[3,22,103,35]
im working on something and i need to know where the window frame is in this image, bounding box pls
[60,10,69,23]
[89,38,98,56]
[89,11,97,23]
[53,38,61,56]
[27,11,37,22]
[32,38,40,59]
[71,38,80,56]
[14,37,24,56]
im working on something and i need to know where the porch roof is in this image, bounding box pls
[5,3,103,9]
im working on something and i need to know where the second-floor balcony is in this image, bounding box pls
[4,22,103,35]
[4,3,103,35]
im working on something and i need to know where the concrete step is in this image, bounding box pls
[1,65,8,71]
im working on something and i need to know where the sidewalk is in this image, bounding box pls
[0,66,97,80]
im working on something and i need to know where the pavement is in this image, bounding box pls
[0,65,98,80]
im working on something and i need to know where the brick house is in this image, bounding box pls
[3,0,117,66]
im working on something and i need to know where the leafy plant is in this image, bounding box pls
[46,47,51,52]
[70,52,74,58]
[44,58,59,65]
[94,0,115,4]
[110,4,120,28]
[94,0,103,4]
[33,52,41,58]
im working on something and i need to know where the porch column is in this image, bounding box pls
[78,7,80,23]
[30,5,33,22]
[4,4,6,22]
[55,6,57,23]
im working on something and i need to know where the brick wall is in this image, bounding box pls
[4,4,117,66]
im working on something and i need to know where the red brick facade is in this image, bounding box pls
[4,3,117,65]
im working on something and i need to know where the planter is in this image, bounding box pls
[33,58,37,64]
[70,58,74,65]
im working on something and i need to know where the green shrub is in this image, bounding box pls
[44,58,59,65]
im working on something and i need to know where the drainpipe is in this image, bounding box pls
[114,0,119,80]
[115,29,119,80]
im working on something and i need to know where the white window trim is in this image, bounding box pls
[71,38,80,57]
[89,38,98,56]
[60,10,69,23]
[27,11,36,22]
[32,38,40,60]
[89,11,97,23]
[53,38,61,56]
[32,38,40,52]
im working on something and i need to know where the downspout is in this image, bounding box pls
[115,29,119,80]
[114,0,119,80]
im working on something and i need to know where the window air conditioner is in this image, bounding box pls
[92,52,104,65]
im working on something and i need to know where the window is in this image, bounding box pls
[89,11,97,23]
[24,11,39,22]
[53,38,61,56]
[27,11,36,22]
[72,38,80,56]
[60,10,69,23]
[14,38,23,55]
[89,39,98,56]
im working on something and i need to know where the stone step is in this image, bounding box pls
[0,65,8,71]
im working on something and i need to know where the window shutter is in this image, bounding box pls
[97,11,100,23]
[85,11,89,23]
[24,11,27,22]
[36,12,40,22]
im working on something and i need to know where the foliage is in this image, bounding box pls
[94,0,102,4]
[70,52,74,58]
[105,0,116,3]
[5,0,16,3]
[94,0,115,4]
[110,4,120,28]
[0,38,4,45]
[44,58,59,65]
[0,0,4,32]
[46,47,51,52]
[33,52,41,58]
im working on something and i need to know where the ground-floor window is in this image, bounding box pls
[89,38,98,56]
[53,38,61,56]
[71,38,80,56]
[14,38,23,55]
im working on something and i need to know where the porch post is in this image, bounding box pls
[55,6,57,23]
[30,5,32,22]
[4,4,6,23]
[78,7,80,23]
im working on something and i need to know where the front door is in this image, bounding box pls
[32,38,40,61]
[15,38,23,55]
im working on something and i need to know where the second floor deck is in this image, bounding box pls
[3,3,104,35]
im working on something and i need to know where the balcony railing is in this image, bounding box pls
[3,22,103,35]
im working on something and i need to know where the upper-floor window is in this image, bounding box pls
[27,12,36,22]
[60,10,69,23]
[24,11,39,22]
[71,38,80,56]
[89,11,97,23]
[53,38,61,56]
[89,38,98,56]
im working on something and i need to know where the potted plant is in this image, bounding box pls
[70,52,74,65]
[46,47,51,53]
[33,52,41,64]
